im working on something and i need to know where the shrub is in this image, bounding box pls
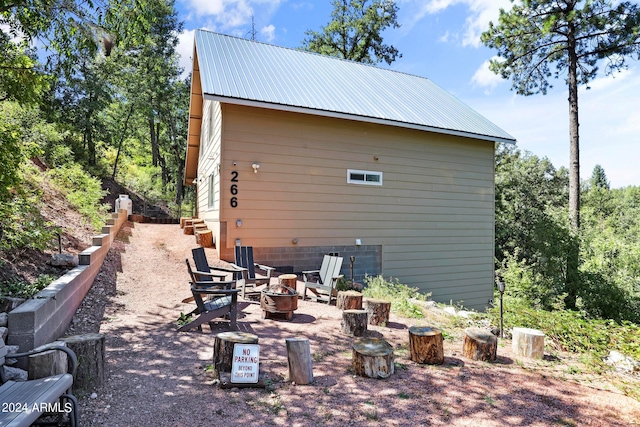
[0,274,56,299]
[362,275,429,318]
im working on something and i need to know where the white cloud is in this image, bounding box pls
[181,0,282,29]
[176,29,196,78]
[471,58,503,92]
[261,24,276,42]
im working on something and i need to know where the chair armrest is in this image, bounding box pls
[192,270,228,280]
[302,269,320,274]
[8,346,78,377]
[191,280,235,290]
[190,286,241,296]
[255,263,275,278]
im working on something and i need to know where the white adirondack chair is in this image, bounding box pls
[302,255,344,304]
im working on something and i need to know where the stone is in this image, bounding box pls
[604,350,639,373]
[4,365,28,381]
[0,327,7,341]
[50,253,79,267]
[0,312,7,327]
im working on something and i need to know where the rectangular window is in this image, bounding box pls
[208,173,215,207]
[347,169,382,186]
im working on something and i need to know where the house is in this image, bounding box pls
[184,30,516,310]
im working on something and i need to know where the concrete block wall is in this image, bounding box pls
[8,210,127,361]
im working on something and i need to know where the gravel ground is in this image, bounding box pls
[69,222,640,426]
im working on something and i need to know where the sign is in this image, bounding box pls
[231,344,260,383]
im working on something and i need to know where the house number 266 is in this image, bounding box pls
[230,171,238,208]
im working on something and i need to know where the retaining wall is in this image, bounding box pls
[7,210,127,358]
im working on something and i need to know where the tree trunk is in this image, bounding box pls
[112,104,134,180]
[285,338,314,385]
[408,326,444,365]
[567,24,580,231]
[60,333,106,392]
[341,309,368,336]
[212,332,259,379]
[462,328,497,362]
[352,337,394,379]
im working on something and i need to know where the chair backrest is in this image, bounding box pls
[234,246,256,280]
[191,247,213,282]
[320,255,343,286]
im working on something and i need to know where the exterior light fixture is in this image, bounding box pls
[252,163,260,173]
[497,280,506,339]
[236,219,242,228]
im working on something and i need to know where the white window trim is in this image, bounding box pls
[347,169,383,186]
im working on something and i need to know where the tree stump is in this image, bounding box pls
[408,326,444,365]
[462,328,497,362]
[364,298,391,326]
[28,341,68,380]
[512,327,545,359]
[212,331,259,379]
[352,337,394,379]
[278,274,298,293]
[286,337,314,385]
[341,310,368,336]
[184,224,195,235]
[196,230,214,248]
[337,290,363,310]
[180,217,193,228]
[60,333,105,392]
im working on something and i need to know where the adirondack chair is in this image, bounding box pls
[302,255,344,304]
[179,259,240,332]
[233,246,276,298]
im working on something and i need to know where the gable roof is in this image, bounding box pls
[185,30,515,185]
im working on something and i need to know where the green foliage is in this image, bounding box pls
[0,274,56,299]
[362,275,428,318]
[302,0,402,65]
[48,164,110,230]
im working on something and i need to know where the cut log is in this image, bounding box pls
[337,290,363,310]
[28,341,68,380]
[341,310,368,337]
[462,328,497,362]
[352,337,394,379]
[278,274,298,293]
[408,326,444,365]
[196,230,214,248]
[184,224,195,235]
[212,331,259,379]
[60,333,105,392]
[512,327,545,359]
[285,337,314,385]
[364,298,391,326]
[180,217,193,228]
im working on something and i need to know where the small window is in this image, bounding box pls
[347,169,382,186]
[208,173,215,207]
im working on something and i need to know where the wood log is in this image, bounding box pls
[184,224,195,235]
[180,217,192,228]
[364,298,391,326]
[196,230,214,248]
[352,337,394,379]
[278,274,298,293]
[212,331,259,379]
[28,341,68,380]
[408,326,444,365]
[341,310,368,337]
[337,290,363,310]
[60,333,105,392]
[285,337,314,385]
[512,327,545,359]
[218,372,269,389]
[462,328,497,362]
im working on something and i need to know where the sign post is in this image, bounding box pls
[231,344,260,383]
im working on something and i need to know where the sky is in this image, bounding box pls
[174,0,640,189]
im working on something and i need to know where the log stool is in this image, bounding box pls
[180,217,193,228]
[352,337,394,379]
[60,333,105,392]
[337,290,363,310]
[408,326,444,365]
[212,331,259,380]
[286,337,314,385]
[512,327,545,359]
[196,229,214,248]
[278,274,298,294]
[341,309,368,336]
[364,298,391,326]
[184,224,195,235]
[462,328,497,362]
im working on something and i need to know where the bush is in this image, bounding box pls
[362,275,429,318]
[0,274,56,299]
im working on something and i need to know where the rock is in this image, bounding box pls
[443,306,457,316]
[457,310,473,318]
[604,351,639,373]
[5,345,19,366]
[0,312,7,327]
[0,327,7,341]
[0,297,25,313]
[3,366,28,381]
[50,253,79,267]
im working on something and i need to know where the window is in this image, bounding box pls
[347,169,382,186]
[208,173,215,207]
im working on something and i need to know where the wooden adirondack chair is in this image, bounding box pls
[234,246,276,298]
[179,259,240,332]
[302,255,344,304]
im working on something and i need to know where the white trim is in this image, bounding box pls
[347,169,383,186]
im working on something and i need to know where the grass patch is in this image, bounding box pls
[362,275,430,318]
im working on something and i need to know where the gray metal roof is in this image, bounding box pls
[194,29,516,143]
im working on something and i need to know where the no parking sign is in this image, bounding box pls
[231,344,260,383]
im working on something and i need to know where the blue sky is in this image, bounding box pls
[174,0,640,189]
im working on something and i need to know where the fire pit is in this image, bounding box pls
[260,285,298,320]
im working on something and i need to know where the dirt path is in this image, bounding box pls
[74,222,640,426]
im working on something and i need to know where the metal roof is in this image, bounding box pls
[193,29,516,144]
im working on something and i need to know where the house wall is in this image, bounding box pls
[201,102,495,310]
